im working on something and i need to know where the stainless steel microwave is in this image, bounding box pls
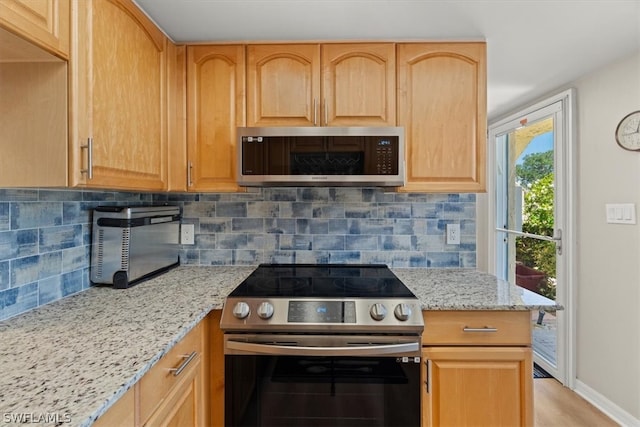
[237,126,405,187]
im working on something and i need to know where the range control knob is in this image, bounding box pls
[394,303,412,321]
[257,302,274,319]
[232,302,250,319]
[370,303,387,321]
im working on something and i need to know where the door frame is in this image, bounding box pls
[477,88,577,388]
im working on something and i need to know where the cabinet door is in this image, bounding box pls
[139,322,205,426]
[187,45,245,192]
[422,346,533,427]
[0,0,69,58]
[92,387,135,427]
[70,0,168,191]
[142,353,205,427]
[247,44,320,126]
[322,43,395,127]
[397,43,486,192]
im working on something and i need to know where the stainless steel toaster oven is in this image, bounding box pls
[90,205,181,288]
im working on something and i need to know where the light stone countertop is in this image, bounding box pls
[0,266,559,426]
[393,268,559,310]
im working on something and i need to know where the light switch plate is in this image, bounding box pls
[181,223,195,244]
[605,203,636,224]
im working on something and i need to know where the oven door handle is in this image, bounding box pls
[225,340,420,356]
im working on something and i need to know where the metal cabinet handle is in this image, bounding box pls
[463,326,498,333]
[424,359,430,393]
[169,351,197,377]
[188,162,193,187]
[324,98,328,126]
[80,137,93,180]
[313,98,318,126]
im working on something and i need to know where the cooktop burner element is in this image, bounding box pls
[220,264,424,334]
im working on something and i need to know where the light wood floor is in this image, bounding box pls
[534,379,618,426]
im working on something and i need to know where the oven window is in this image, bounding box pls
[225,355,421,427]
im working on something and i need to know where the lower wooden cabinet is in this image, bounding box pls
[92,387,135,427]
[138,322,205,424]
[92,321,206,427]
[142,357,203,427]
[421,311,533,427]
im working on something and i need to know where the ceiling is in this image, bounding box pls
[133,0,640,121]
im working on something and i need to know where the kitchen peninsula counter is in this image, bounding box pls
[0,266,558,426]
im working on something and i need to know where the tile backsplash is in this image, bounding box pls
[157,187,476,268]
[0,187,476,321]
[0,189,154,321]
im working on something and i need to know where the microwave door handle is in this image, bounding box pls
[225,340,419,357]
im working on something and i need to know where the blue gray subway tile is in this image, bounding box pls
[11,202,62,229]
[39,225,83,253]
[0,203,10,231]
[0,261,9,290]
[11,252,62,287]
[0,282,38,321]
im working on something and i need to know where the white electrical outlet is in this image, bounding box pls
[181,223,195,245]
[446,223,460,245]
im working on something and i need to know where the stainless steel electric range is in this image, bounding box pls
[220,264,424,427]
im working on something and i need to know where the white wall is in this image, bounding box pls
[572,51,640,423]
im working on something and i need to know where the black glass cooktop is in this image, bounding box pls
[228,264,416,298]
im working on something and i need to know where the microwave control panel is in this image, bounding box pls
[375,139,395,175]
[374,138,397,175]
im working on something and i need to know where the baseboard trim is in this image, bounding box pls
[574,379,640,427]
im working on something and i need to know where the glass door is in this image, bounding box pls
[492,97,571,382]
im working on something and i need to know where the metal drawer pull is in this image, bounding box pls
[80,137,93,180]
[169,351,197,377]
[463,326,498,333]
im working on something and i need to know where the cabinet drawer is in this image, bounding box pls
[422,311,531,346]
[139,323,204,422]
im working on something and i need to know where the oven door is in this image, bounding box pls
[224,334,421,427]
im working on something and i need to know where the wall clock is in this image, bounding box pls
[615,110,640,151]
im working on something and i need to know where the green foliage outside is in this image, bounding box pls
[516,150,554,188]
[516,150,556,300]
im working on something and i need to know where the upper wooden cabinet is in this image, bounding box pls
[0,0,70,59]
[69,0,168,191]
[247,44,319,127]
[247,43,395,127]
[397,43,487,193]
[323,43,396,127]
[0,0,70,189]
[186,45,245,192]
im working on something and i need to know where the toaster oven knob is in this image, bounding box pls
[232,302,250,319]
[257,302,274,319]
[394,303,412,321]
[370,303,387,321]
